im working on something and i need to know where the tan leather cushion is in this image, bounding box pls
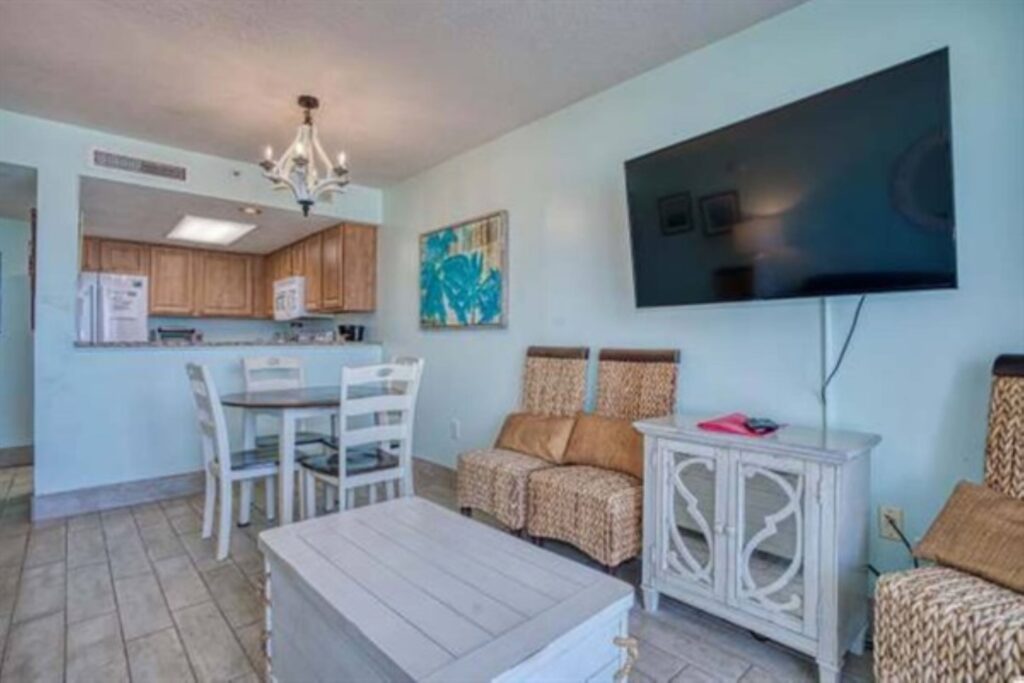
[563,413,644,479]
[494,413,576,463]
[915,481,1024,593]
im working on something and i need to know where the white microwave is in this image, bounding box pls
[273,276,307,320]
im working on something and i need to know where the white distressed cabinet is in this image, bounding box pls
[634,416,879,683]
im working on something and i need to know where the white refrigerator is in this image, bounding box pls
[77,272,149,343]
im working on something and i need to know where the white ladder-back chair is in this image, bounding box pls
[186,363,279,560]
[300,358,424,517]
[241,356,332,519]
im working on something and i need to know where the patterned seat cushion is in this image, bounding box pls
[874,566,1024,682]
[526,465,643,568]
[456,448,555,529]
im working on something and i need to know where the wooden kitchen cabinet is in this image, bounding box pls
[289,242,305,277]
[341,223,376,311]
[99,240,150,275]
[268,248,292,283]
[80,221,376,320]
[302,233,323,311]
[321,223,376,312]
[252,255,271,318]
[321,226,343,310]
[149,246,196,316]
[196,251,253,317]
[81,237,102,271]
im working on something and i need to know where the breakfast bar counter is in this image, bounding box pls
[33,341,383,519]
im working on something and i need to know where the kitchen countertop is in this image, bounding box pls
[74,340,380,349]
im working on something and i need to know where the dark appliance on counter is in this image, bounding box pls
[338,325,366,342]
[152,327,203,344]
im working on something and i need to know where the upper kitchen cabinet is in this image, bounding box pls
[267,247,292,283]
[341,223,376,311]
[252,255,271,318]
[196,251,253,317]
[99,239,150,275]
[149,245,196,316]
[321,223,376,312]
[302,233,323,311]
[81,236,101,271]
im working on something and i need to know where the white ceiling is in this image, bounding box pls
[0,163,36,223]
[0,0,803,187]
[81,177,340,253]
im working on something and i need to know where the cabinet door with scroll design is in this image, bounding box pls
[729,451,820,637]
[656,441,728,600]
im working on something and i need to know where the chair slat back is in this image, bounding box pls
[243,356,304,392]
[520,346,589,417]
[986,355,1024,499]
[185,363,231,477]
[337,359,424,479]
[595,348,679,421]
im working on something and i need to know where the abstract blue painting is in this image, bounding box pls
[420,211,507,329]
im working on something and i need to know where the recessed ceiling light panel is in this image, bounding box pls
[167,215,257,246]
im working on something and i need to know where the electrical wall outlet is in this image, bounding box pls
[449,418,461,441]
[879,505,904,541]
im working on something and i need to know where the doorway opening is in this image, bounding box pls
[0,162,37,506]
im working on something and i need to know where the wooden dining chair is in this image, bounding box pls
[241,356,333,519]
[242,356,334,448]
[299,358,424,518]
[186,363,280,560]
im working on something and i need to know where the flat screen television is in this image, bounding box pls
[625,49,956,307]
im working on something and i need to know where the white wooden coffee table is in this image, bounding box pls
[258,497,635,682]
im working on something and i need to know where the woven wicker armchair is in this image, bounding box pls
[456,346,588,530]
[527,348,679,570]
[874,355,1024,682]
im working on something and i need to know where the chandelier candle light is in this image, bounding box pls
[260,95,349,216]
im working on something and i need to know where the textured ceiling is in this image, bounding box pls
[0,0,802,187]
[81,178,339,253]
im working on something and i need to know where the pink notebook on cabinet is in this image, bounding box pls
[697,413,774,437]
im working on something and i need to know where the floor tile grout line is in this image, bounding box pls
[133,501,203,683]
[171,492,261,680]
[63,518,70,683]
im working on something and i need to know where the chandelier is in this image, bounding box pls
[259,95,349,216]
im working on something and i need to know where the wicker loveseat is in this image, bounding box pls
[457,347,679,572]
[526,349,679,571]
[456,346,589,531]
[874,355,1024,682]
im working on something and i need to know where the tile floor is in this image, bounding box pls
[0,462,874,682]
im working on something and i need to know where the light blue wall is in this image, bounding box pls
[50,343,382,494]
[379,0,1024,574]
[0,109,384,495]
[0,218,33,448]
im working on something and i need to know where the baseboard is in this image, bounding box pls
[30,457,453,521]
[0,445,33,468]
[32,470,204,521]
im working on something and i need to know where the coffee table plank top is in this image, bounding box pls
[259,497,634,682]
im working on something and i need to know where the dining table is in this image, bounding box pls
[220,385,343,526]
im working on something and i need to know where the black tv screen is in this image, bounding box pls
[625,49,956,307]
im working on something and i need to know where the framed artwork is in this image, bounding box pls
[657,191,693,235]
[419,210,508,329]
[700,191,741,236]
